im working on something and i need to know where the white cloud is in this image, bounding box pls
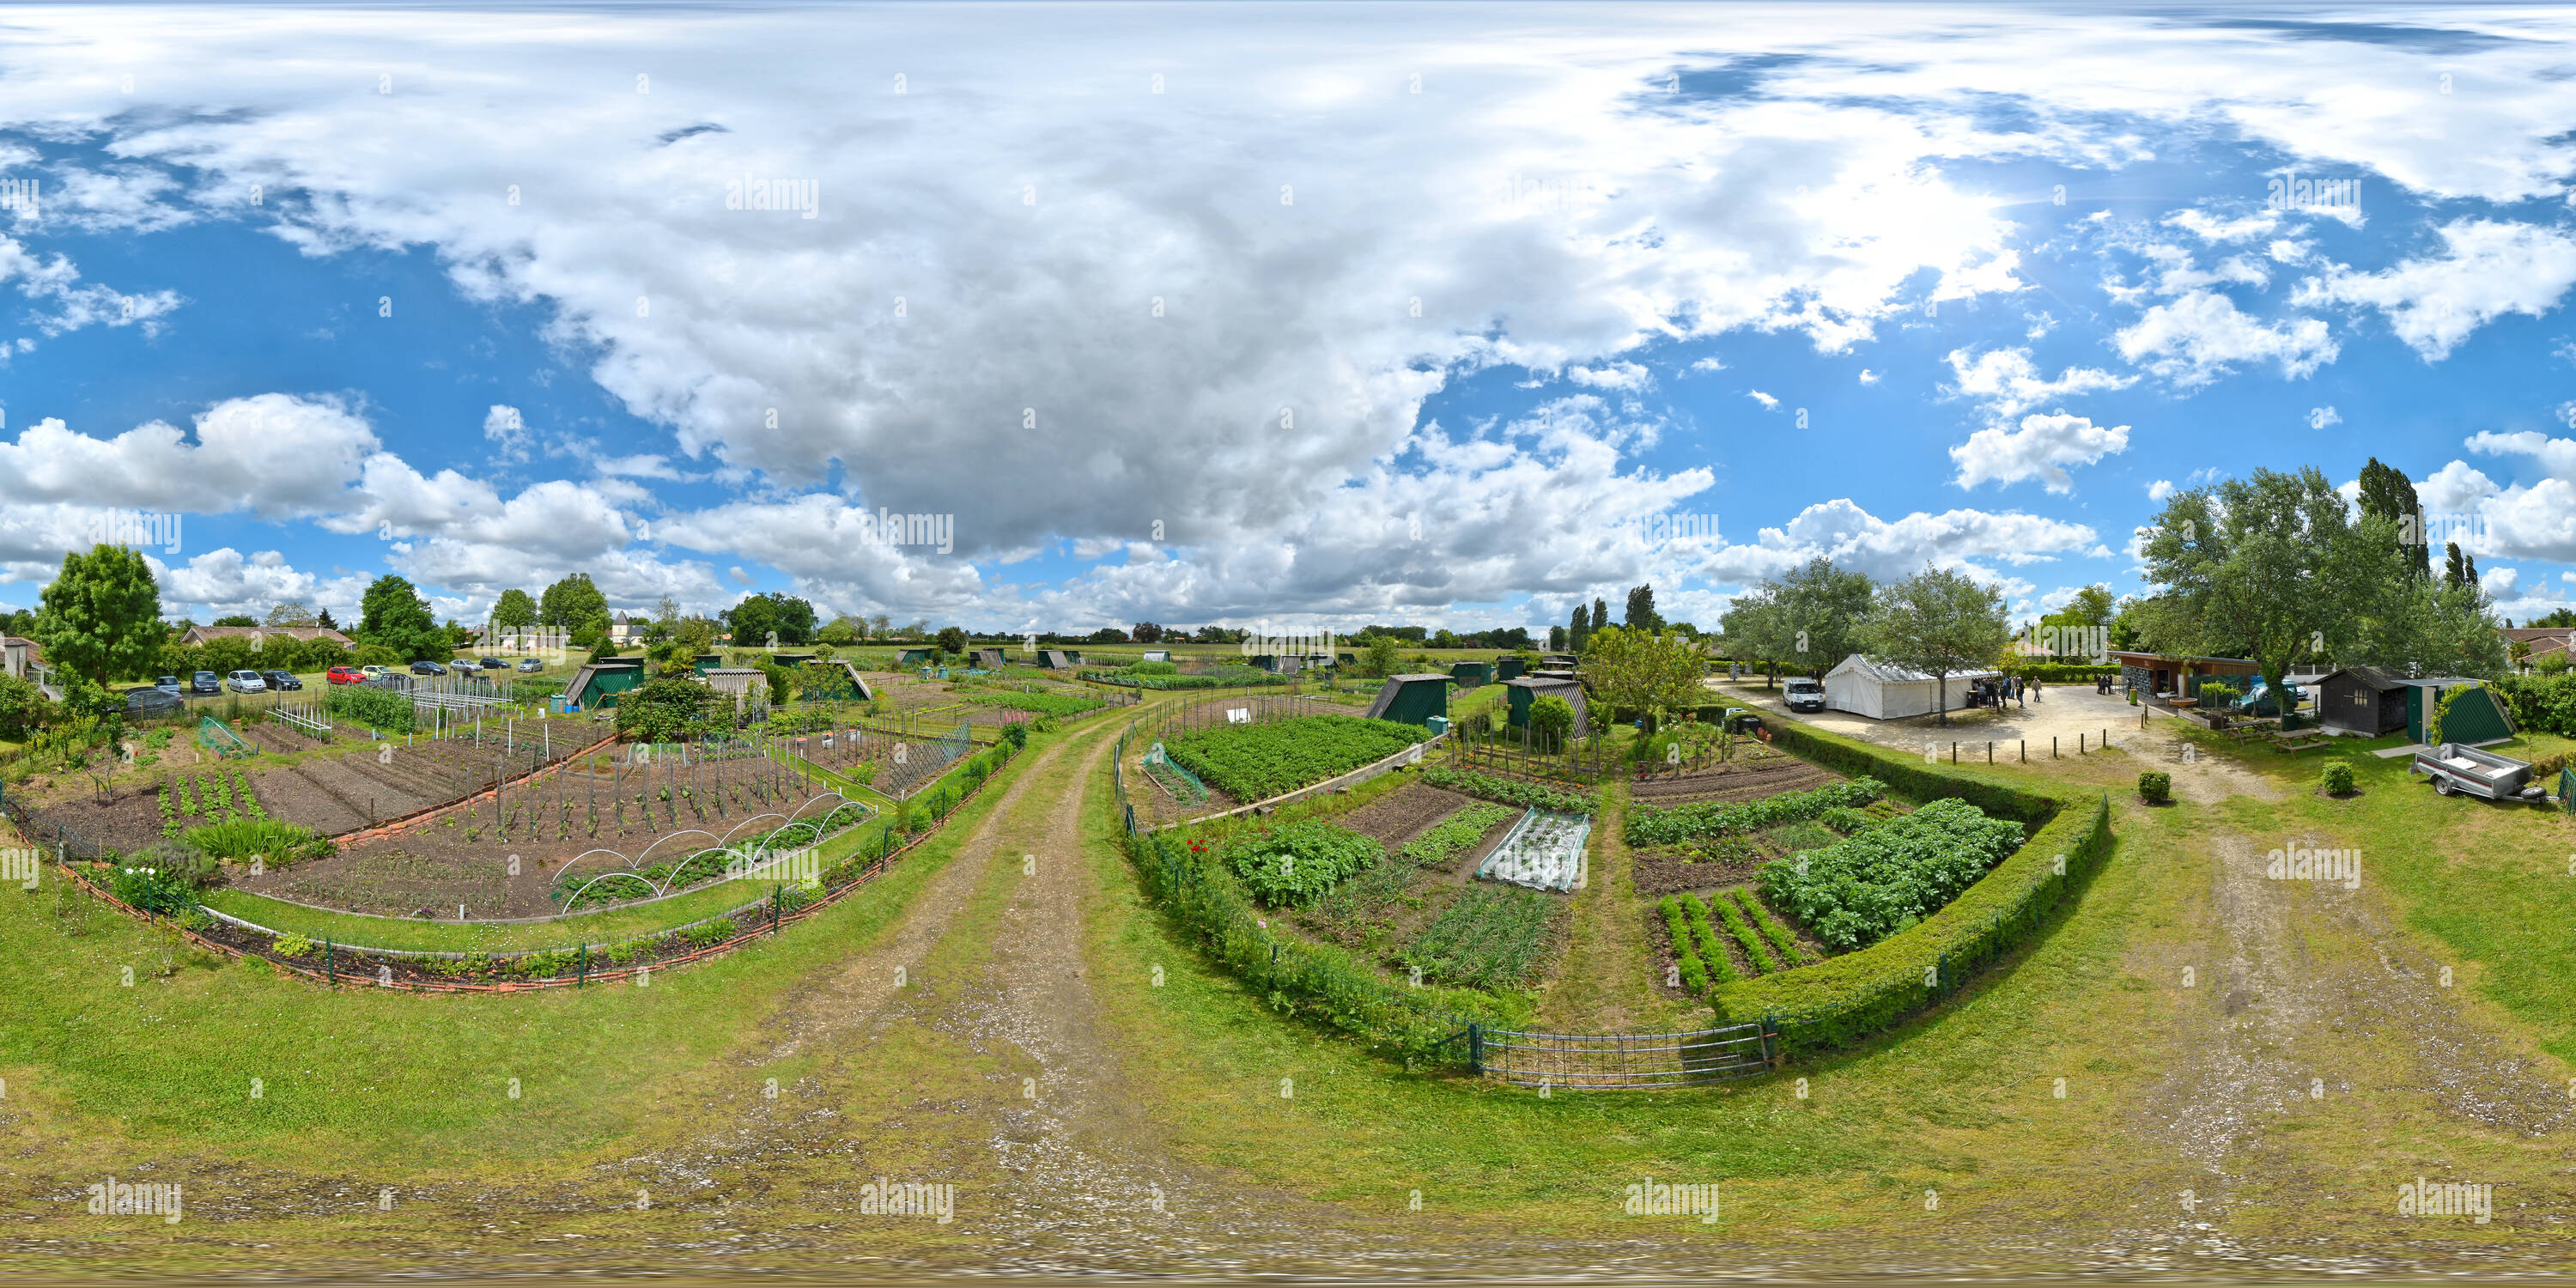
[1942,346,2135,422]
[1857,368,1880,385]
[2418,459,2500,513]
[483,404,531,463]
[1688,355,1728,373]
[1567,361,1651,391]
[2147,478,2175,501]
[1948,411,2130,494]
[2114,289,2338,387]
[0,395,377,518]
[2466,428,2576,480]
[2163,207,2280,245]
[1746,390,1779,410]
[2297,219,2576,361]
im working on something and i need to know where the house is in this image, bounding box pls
[1449,661,1492,688]
[562,659,646,709]
[2315,666,2410,737]
[1,635,40,682]
[1363,674,1452,728]
[1820,655,2003,720]
[605,614,649,645]
[1503,674,1588,736]
[175,624,354,649]
[2505,626,2576,670]
[2107,651,2263,701]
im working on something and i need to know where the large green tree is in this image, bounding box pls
[2355,456,2431,580]
[538,573,611,630]
[356,574,445,661]
[489,587,538,633]
[1582,625,1706,729]
[2140,467,2374,688]
[1717,586,1790,689]
[1864,564,2009,726]
[726,594,781,649]
[34,544,167,684]
[1623,583,1662,634]
[1774,557,1876,677]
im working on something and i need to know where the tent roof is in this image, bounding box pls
[1825,654,2002,684]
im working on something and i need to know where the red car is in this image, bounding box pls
[327,665,365,684]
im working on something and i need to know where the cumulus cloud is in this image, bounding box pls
[0,394,377,517]
[2147,478,2175,501]
[2114,289,2338,386]
[1746,390,1780,410]
[2297,219,2576,361]
[1942,346,2134,422]
[1949,412,2130,494]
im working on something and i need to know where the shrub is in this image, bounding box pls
[2321,761,2355,795]
[271,932,313,958]
[1528,695,1574,745]
[110,862,199,915]
[1759,799,2026,953]
[325,683,416,734]
[185,817,335,866]
[2137,770,2172,804]
[1819,805,1876,835]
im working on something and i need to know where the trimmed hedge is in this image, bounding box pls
[1714,712,2111,1054]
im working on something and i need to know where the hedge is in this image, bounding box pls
[1709,712,2112,1054]
[2490,672,2576,738]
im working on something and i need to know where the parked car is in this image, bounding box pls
[327,665,365,684]
[516,658,544,673]
[125,686,186,719]
[155,675,181,693]
[477,657,506,670]
[361,665,392,679]
[190,671,222,696]
[410,659,447,676]
[225,670,268,693]
[261,670,303,691]
[1784,677,1826,713]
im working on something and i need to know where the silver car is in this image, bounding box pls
[225,670,268,693]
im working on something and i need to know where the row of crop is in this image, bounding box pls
[324,683,417,734]
[1164,714,1428,801]
[957,688,1107,718]
[1715,718,2110,1054]
[1759,799,2026,953]
[1084,665,1291,690]
[1625,776,1886,846]
[1418,764,1596,815]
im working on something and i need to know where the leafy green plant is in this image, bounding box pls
[272,932,314,958]
[1628,777,1886,846]
[1660,895,1710,993]
[2321,761,2355,795]
[1758,798,2026,953]
[1418,765,1596,814]
[1399,884,1558,990]
[1711,889,1779,973]
[1395,803,1512,866]
[1819,805,1876,835]
[1166,714,1427,801]
[1224,820,1382,908]
[2137,770,2172,805]
[1680,892,1737,980]
[185,817,335,866]
[1735,888,1810,966]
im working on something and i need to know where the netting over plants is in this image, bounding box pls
[1476,809,1590,891]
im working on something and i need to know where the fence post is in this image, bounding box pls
[1467,1021,1484,1074]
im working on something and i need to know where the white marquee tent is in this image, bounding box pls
[1821,654,2003,720]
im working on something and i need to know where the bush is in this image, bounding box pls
[325,683,416,734]
[185,817,334,866]
[2137,770,2172,804]
[1759,799,2026,953]
[1819,805,1876,835]
[272,932,313,958]
[2321,761,2355,795]
[1528,695,1574,744]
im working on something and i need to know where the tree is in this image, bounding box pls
[1624,584,1662,634]
[316,607,337,631]
[1528,694,1575,750]
[1131,621,1165,643]
[1364,634,1401,677]
[538,573,610,630]
[2355,457,2431,580]
[1567,603,1589,654]
[769,594,817,645]
[355,574,445,662]
[1590,598,1607,633]
[1865,564,2009,726]
[2042,585,2117,630]
[1087,626,1127,644]
[211,615,258,628]
[726,594,781,649]
[2531,608,2576,629]
[818,616,862,646]
[2443,541,2478,589]
[2141,467,2407,689]
[264,599,320,628]
[490,588,538,633]
[34,544,167,684]
[1490,626,1534,651]
[1548,623,1567,652]
[1718,587,1791,689]
[936,625,969,656]
[1582,625,1707,730]
[1773,558,1875,678]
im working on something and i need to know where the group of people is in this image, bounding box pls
[1969,674,2039,709]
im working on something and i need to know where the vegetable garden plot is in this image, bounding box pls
[1625,749,1843,805]
[1164,714,1428,802]
[1476,809,1591,892]
[1400,884,1564,990]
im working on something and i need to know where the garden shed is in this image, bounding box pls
[701,666,767,704]
[1364,673,1451,727]
[2108,650,2262,700]
[2316,666,2409,737]
[1246,653,1279,671]
[1504,675,1588,735]
[1820,654,2001,720]
[2402,677,2515,744]
[802,658,875,702]
[897,647,934,665]
[1494,655,1525,683]
[1449,660,1492,688]
[972,648,1008,670]
[563,659,645,710]
[1036,649,1076,669]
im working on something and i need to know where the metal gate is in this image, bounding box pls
[1472,1020,1775,1089]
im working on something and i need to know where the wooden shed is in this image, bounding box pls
[562,659,645,709]
[1036,649,1077,670]
[1364,674,1452,727]
[2316,666,2409,737]
[701,666,767,704]
[972,648,1008,671]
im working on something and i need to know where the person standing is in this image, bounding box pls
[2032,676,2044,703]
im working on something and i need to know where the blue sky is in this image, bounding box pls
[1,3,2573,635]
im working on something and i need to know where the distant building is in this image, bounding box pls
[176,624,353,649]
[1364,674,1452,728]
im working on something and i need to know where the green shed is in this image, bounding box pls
[1449,661,1492,689]
[1494,656,1526,683]
[564,659,645,709]
[897,647,934,665]
[1364,673,1451,728]
[2411,679,2516,744]
[1504,675,1588,736]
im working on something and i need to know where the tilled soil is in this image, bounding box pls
[1333,781,1476,848]
[1627,754,1841,805]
